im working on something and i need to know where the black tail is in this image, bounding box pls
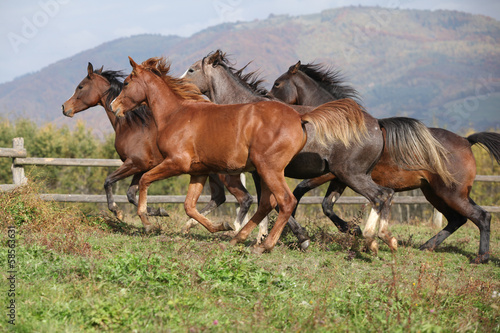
[467,132,500,164]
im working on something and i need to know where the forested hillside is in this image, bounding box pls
[0,6,499,133]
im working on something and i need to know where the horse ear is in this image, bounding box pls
[289,61,301,74]
[87,62,94,77]
[96,65,104,74]
[209,50,220,67]
[129,56,139,69]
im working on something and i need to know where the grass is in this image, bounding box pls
[1,183,499,332]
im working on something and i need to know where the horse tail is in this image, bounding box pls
[300,99,368,148]
[379,117,456,186]
[466,132,500,164]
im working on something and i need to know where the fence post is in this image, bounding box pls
[11,138,27,187]
[432,209,443,228]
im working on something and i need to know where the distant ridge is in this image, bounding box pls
[0,6,499,134]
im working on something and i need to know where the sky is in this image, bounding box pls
[1,0,499,85]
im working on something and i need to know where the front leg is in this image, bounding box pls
[184,175,233,233]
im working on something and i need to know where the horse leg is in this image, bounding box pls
[254,172,298,254]
[292,173,336,217]
[219,174,253,232]
[229,178,274,246]
[419,186,491,263]
[184,175,233,233]
[341,174,395,255]
[321,179,362,236]
[104,160,143,220]
[182,174,226,234]
[251,171,270,244]
[126,173,169,217]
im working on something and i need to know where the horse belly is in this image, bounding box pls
[195,141,252,174]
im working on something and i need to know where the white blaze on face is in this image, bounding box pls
[179,69,189,79]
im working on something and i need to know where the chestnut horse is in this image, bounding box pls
[182,50,456,256]
[62,63,253,232]
[110,56,395,253]
[270,61,500,263]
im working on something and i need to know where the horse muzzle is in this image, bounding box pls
[61,104,74,117]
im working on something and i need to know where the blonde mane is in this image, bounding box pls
[140,57,208,102]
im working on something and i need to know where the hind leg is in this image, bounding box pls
[340,174,395,255]
[420,185,491,263]
[220,174,253,232]
[253,171,298,254]
[229,178,274,246]
[255,171,309,248]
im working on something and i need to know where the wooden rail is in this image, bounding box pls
[1,138,499,223]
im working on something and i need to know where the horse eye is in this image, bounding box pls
[188,68,194,73]
[274,82,280,87]
[124,81,129,86]
[78,85,83,89]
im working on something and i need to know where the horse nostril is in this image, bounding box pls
[61,105,65,112]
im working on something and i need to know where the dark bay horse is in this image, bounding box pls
[270,61,500,263]
[62,63,253,233]
[110,56,391,253]
[181,50,454,255]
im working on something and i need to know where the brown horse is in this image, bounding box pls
[110,56,392,253]
[62,63,253,232]
[270,61,500,263]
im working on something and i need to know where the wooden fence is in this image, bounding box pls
[1,138,499,227]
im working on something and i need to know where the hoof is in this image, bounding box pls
[222,230,238,238]
[300,239,310,251]
[148,207,169,217]
[251,245,266,255]
[143,224,159,234]
[364,238,378,256]
[470,255,489,264]
[157,208,169,217]
[222,221,234,232]
[115,210,124,221]
[389,237,398,252]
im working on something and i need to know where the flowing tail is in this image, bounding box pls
[466,132,500,164]
[379,117,455,186]
[300,99,368,148]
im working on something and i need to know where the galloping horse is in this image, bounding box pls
[110,56,392,253]
[182,50,455,256]
[62,63,253,232]
[270,61,500,263]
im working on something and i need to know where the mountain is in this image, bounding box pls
[1,6,499,135]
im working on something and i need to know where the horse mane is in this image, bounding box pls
[206,50,271,98]
[99,69,153,126]
[298,63,361,103]
[140,57,208,102]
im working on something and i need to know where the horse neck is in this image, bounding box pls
[144,76,183,121]
[210,68,266,104]
[100,94,120,132]
[296,74,338,107]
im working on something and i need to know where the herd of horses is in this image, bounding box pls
[61,50,500,263]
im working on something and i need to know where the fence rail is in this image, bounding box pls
[1,138,499,220]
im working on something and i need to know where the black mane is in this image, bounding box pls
[299,63,361,103]
[211,51,271,98]
[99,70,152,126]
